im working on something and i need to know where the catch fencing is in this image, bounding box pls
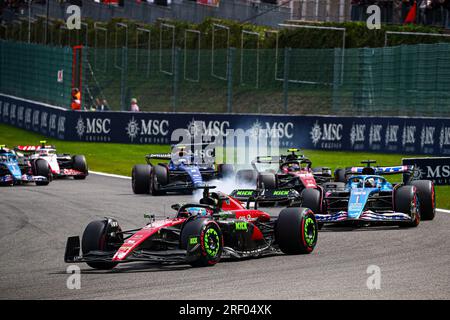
[1,39,450,117]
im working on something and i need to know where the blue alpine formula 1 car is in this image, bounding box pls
[300,160,435,228]
[0,145,50,186]
[131,144,234,195]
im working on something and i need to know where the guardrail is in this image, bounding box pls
[1,93,450,156]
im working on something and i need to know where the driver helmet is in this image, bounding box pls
[365,177,376,188]
[288,163,300,172]
[186,207,208,217]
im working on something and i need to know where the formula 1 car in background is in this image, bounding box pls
[14,141,88,180]
[232,149,332,206]
[0,145,50,186]
[301,160,435,228]
[132,144,234,195]
[65,186,318,269]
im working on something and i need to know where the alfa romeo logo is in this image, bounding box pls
[126,117,140,142]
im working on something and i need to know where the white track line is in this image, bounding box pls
[89,170,450,213]
[90,170,131,180]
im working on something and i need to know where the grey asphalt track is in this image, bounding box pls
[0,174,449,300]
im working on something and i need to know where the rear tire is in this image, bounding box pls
[132,164,151,194]
[72,155,88,180]
[334,168,346,183]
[34,159,50,186]
[410,180,435,221]
[235,169,257,186]
[180,218,223,267]
[218,164,234,179]
[276,208,318,254]
[152,165,168,195]
[81,220,120,270]
[301,188,322,214]
[394,185,420,228]
[257,172,278,189]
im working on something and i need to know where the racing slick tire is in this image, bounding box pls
[235,169,257,185]
[276,207,318,254]
[180,218,223,267]
[81,220,122,270]
[33,159,50,186]
[301,188,322,214]
[132,164,152,194]
[394,185,420,228]
[410,180,435,221]
[257,172,278,189]
[334,168,346,183]
[301,187,323,229]
[218,164,234,179]
[151,165,168,196]
[72,155,88,180]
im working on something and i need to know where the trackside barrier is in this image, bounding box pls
[1,94,450,156]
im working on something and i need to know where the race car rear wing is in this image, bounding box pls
[15,141,55,152]
[346,165,414,176]
[146,143,217,164]
[145,153,172,160]
[251,155,311,171]
[15,145,54,152]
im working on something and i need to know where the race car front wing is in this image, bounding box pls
[315,211,413,223]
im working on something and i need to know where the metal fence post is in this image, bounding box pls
[120,47,128,111]
[283,47,291,114]
[227,47,235,113]
[332,47,342,113]
[172,47,181,112]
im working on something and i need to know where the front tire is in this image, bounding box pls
[72,155,88,180]
[132,164,151,194]
[180,218,223,267]
[81,220,122,270]
[276,207,318,254]
[395,185,420,228]
[34,159,50,186]
[410,180,435,221]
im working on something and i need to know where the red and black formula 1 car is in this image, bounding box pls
[14,141,88,180]
[65,187,318,269]
[232,148,332,206]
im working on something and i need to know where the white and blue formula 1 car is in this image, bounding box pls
[300,160,435,228]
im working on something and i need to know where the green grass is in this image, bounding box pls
[1,123,449,209]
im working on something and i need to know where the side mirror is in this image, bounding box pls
[171,203,181,211]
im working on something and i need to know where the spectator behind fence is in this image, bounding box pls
[445,0,450,27]
[98,99,110,111]
[351,0,362,21]
[130,98,140,112]
[71,88,81,111]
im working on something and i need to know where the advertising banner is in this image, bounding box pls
[402,157,450,185]
[2,94,450,156]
